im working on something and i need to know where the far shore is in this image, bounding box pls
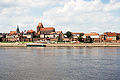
[1,42,120,47]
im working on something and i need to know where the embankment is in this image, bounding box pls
[0,43,26,47]
[46,43,120,47]
[1,43,120,47]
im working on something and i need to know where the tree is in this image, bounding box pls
[65,31,73,38]
[116,35,119,40]
[84,36,93,43]
[78,33,84,42]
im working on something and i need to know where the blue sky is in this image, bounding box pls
[0,0,120,33]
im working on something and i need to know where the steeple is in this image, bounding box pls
[37,22,44,33]
[38,22,44,28]
[16,25,20,33]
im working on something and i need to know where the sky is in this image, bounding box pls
[0,0,120,33]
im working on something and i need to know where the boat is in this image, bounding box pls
[26,43,46,47]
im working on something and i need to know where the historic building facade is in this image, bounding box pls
[37,22,55,34]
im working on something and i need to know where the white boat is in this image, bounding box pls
[26,43,46,47]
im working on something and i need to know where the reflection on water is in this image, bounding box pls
[0,47,120,80]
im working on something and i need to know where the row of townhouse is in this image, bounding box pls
[100,32,120,43]
[0,22,120,43]
[68,32,100,43]
[1,23,64,43]
[63,32,120,43]
[1,31,120,43]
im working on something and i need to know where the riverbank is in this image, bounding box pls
[0,43,26,47]
[46,43,120,47]
[1,42,120,47]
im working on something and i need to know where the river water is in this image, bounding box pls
[0,47,120,80]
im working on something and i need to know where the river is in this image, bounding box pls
[0,47,120,80]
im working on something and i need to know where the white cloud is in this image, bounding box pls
[41,0,120,33]
[0,0,120,33]
[103,0,120,11]
[104,3,120,11]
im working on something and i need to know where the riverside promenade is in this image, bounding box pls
[1,42,120,47]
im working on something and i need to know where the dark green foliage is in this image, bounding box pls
[78,33,84,42]
[84,36,93,43]
[65,31,73,38]
[34,35,40,38]
[57,36,62,42]
[78,37,83,42]
[116,35,119,40]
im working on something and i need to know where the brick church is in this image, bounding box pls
[37,22,55,34]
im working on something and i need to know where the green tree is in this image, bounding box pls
[65,31,73,38]
[116,35,119,40]
[84,36,93,43]
[78,33,84,42]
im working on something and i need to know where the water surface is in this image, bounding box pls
[0,47,120,80]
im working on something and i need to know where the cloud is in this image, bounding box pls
[0,0,70,32]
[0,0,120,33]
[41,0,120,33]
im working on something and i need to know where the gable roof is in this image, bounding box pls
[104,32,116,37]
[84,32,99,36]
[27,30,35,33]
[10,31,17,35]
[50,31,63,35]
[72,32,84,35]
[40,27,55,31]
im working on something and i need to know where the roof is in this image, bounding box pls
[10,31,17,35]
[40,27,55,31]
[27,30,35,33]
[49,31,63,35]
[116,33,120,35]
[84,32,99,36]
[104,32,116,37]
[72,32,84,34]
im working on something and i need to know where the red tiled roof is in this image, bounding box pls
[27,30,35,33]
[116,33,120,36]
[10,31,16,35]
[72,32,84,34]
[108,33,116,37]
[49,31,62,35]
[40,27,55,31]
[104,32,116,37]
[85,32,99,36]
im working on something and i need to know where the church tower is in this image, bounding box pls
[16,25,20,33]
[37,22,44,34]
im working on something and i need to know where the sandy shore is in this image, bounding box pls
[1,43,120,47]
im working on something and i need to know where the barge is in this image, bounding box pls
[26,43,46,47]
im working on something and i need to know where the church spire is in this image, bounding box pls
[16,25,20,33]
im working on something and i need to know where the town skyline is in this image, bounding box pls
[0,22,120,44]
[0,23,119,34]
[0,0,120,33]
